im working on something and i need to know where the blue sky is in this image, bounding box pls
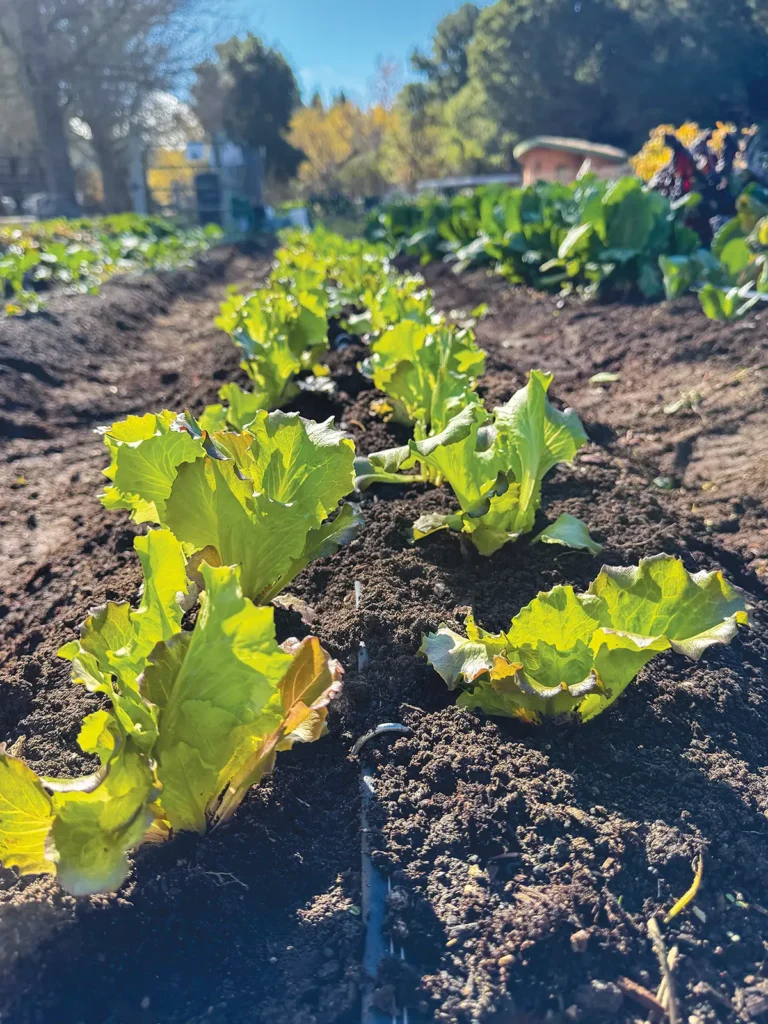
[209,0,492,104]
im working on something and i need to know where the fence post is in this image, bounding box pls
[127,139,148,214]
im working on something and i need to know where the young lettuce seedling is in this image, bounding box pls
[421,554,748,722]
[0,529,341,895]
[100,408,362,603]
[360,318,486,439]
[355,370,599,556]
[208,283,330,424]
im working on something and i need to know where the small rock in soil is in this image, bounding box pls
[387,886,409,911]
[574,980,623,1014]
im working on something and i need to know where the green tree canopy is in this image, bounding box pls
[410,2,480,101]
[405,0,768,155]
[192,33,303,177]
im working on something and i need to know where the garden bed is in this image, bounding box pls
[0,256,766,1024]
[422,264,768,574]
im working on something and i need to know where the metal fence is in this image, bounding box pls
[143,144,265,230]
[0,153,46,215]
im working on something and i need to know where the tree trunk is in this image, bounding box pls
[14,2,79,214]
[90,127,132,213]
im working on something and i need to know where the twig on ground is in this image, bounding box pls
[692,981,743,1020]
[616,976,668,1016]
[196,870,249,891]
[649,917,679,1024]
[657,945,680,1010]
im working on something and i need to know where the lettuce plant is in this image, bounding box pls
[0,529,341,895]
[360,319,486,436]
[658,202,768,319]
[101,408,362,603]
[274,228,393,311]
[1,216,221,316]
[198,381,269,433]
[214,284,329,413]
[355,371,597,556]
[345,276,435,336]
[421,554,748,723]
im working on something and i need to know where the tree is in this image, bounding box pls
[381,2,511,183]
[467,0,642,147]
[192,34,303,179]
[0,0,201,213]
[64,0,202,211]
[288,99,397,198]
[466,0,768,151]
[0,0,78,211]
[410,3,480,102]
[389,0,768,173]
[370,58,400,110]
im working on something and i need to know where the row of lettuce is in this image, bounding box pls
[0,229,748,897]
[0,213,222,315]
[366,175,768,321]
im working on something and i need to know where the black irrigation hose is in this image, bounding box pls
[353,723,413,1024]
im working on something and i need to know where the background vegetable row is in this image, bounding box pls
[366,175,768,321]
[0,230,748,896]
[0,213,223,315]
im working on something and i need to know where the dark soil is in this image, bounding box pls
[0,256,767,1024]
[422,264,768,576]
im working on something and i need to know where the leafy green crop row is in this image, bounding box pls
[367,176,697,301]
[366,177,768,320]
[660,183,768,320]
[0,227,749,896]
[0,525,341,895]
[0,213,222,315]
[198,232,394,428]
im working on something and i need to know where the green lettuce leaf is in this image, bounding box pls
[217,286,329,410]
[421,555,748,722]
[211,633,343,825]
[58,528,189,748]
[46,741,157,896]
[364,320,485,434]
[534,512,602,554]
[145,562,294,831]
[0,755,54,876]
[164,412,358,601]
[214,381,267,432]
[197,403,228,435]
[0,563,342,894]
[0,738,156,898]
[493,370,587,535]
[358,372,590,555]
[588,553,749,660]
[102,410,359,602]
[101,411,204,524]
[699,282,759,322]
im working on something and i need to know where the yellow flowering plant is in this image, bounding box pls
[632,122,750,181]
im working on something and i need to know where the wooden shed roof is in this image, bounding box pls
[513,136,628,162]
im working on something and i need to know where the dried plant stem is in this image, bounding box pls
[648,917,679,1024]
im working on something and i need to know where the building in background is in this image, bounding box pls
[513,136,629,185]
